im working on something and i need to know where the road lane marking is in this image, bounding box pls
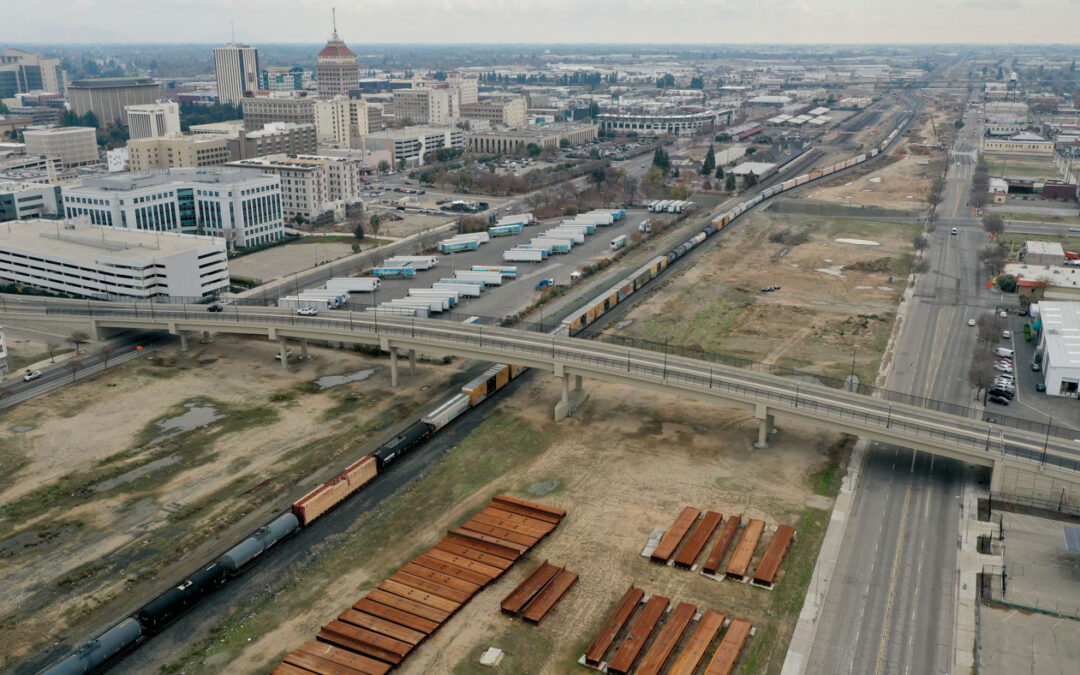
[875,484,913,675]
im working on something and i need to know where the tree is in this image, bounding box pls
[587,102,600,119]
[744,172,758,187]
[715,165,724,179]
[982,213,1005,237]
[914,234,930,251]
[701,145,716,176]
[656,73,675,89]
[46,342,59,363]
[354,222,365,241]
[981,244,1007,273]
[670,183,690,200]
[0,101,8,115]
[642,166,666,199]
[652,148,670,173]
[69,331,89,355]
[967,352,996,404]
[68,358,83,383]
[526,143,542,157]
[378,160,391,174]
[997,273,1018,293]
[559,138,571,149]
[98,344,114,368]
[912,258,931,274]
[725,174,736,191]
[368,214,381,235]
[746,147,757,156]
[689,76,705,89]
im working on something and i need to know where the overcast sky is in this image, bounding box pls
[10,0,1080,44]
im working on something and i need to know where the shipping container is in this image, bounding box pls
[291,456,377,526]
[462,365,512,406]
[325,277,380,293]
[385,256,439,270]
[488,223,523,237]
[504,248,545,262]
[372,265,418,277]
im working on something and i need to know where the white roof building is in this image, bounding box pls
[0,219,229,300]
[1036,301,1080,398]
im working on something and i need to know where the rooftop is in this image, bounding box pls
[318,40,357,60]
[1026,241,1066,256]
[68,77,157,88]
[23,126,95,136]
[1039,301,1080,369]
[732,161,777,175]
[76,168,274,192]
[366,125,461,140]
[0,219,222,260]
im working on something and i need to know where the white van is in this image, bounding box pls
[994,347,1015,358]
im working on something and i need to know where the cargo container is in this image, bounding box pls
[437,240,480,254]
[455,270,503,286]
[462,364,511,406]
[219,513,299,573]
[510,246,548,260]
[496,212,536,227]
[325,277,380,293]
[422,393,470,431]
[471,265,518,277]
[373,265,419,277]
[541,229,585,243]
[488,223,523,237]
[434,280,482,296]
[384,255,439,270]
[611,234,629,250]
[532,238,572,253]
[291,457,377,526]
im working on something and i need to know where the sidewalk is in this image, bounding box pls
[955,478,1001,674]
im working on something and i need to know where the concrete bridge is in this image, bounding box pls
[3,296,1080,503]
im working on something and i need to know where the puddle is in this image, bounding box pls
[94,454,181,492]
[152,401,226,443]
[0,523,77,557]
[13,426,34,433]
[316,369,376,390]
[527,479,561,497]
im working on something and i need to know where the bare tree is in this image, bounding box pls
[981,244,1007,273]
[46,342,59,363]
[912,258,931,274]
[914,234,930,251]
[98,344,114,368]
[69,331,89,355]
[982,213,1005,237]
[967,352,997,404]
[67,358,83,383]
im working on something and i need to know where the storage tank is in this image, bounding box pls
[43,618,142,675]
[219,513,299,573]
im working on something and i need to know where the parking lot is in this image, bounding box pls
[991,311,1079,430]
[335,210,654,320]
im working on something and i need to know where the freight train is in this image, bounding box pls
[42,361,528,675]
[561,115,909,336]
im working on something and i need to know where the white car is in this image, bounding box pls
[23,370,42,382]
[967,318,976,326]
[1002,330,1011,340]
[297,307,318,316]
[994,363,1013,373]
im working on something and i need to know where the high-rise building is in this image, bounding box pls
[125,101,181,139]
[0,49,66,98]
[126,134,234,171]
[23,126,99,167]
[316,10,359,99]
[393,87,458,126]
[261,66,312,92]
[242,94,316,129]
[461,96,528,129]
[237,122,318,159]
[313,95,367,146]
[62,168,284,249]
[68,77,161,125]
[214,43,260,106]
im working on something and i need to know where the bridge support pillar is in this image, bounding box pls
[300,338,309,360]
[554,373,589,422]
[200,330,213,344]
[408,348,416,374]
[754,403,771,449]
[179,332,189,353]
[278,338,289,370]
[390,348,399,387]
[991,461,1004,493]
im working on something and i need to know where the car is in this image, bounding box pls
[1002,330,1011,339]
[1018,308,1029,317]
[988,395,1011,406]
[994,364,1013,373]
[967,318,976,326]
[984,416,1000,424]
[297,307,318,316]
[999,310,1007,318]
[1036,382,1046,392]
[1070,227,1080,233]
[207,303,224,312]
[535,278,554,291]
[1032,362,1041,372]
[23,370,42,382]
[951,227,958,235]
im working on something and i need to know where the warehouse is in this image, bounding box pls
[0,219,228,300]
[1037,302,1080,399]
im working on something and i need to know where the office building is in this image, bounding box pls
[68,77,160,125]
[63,168,284,249]
[0,180,62,221]
[126,134,234,171]
[242,94,316,129]
[188,120,246,136]
[238,122,317,159]
[393,87,458,126]
[461,97,527,129]
[316,13,360,99]
[1036,301,1080,398]
[0,219,229,300]
[1022,241,1066,267]
[261,66,312,93]
[0,49,65,98]
[214,43,260,105]
[465,123,598,154]
[125,101,181,140]
[313,95,368,146]
[411,72,477,105]
[227,153,365,221]
[23,126,98,167]
[983,133,1054,156]
[6,105,60,126]
[363,126,464,167]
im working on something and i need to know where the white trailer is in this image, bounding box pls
[561,220,596,233]
[325,277,380,294]
[366,305,428,318]
[542,229,585,244]
[532,237,572,253]
[503,248,544,263]
[471,265,518,277]
[496,213,535,227]
[648,200,662,212]
[451,232,490,244]
[277,295,329,310]
[433,281,482,296]
[384,255,439,269]
[571,212,614,226]
[455,270,503,286]
[298,291,347,306]
[409,288,460,306]
[386,297,445,313]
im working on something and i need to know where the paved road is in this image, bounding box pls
[806,97,989,675]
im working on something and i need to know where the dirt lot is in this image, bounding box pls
[228,241,362,284]
[168,375,848,675]
[611,209,920,386]
[807,155,940,211]
[0,336,459,670]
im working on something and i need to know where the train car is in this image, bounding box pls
[782,178,798,191]
[219,513,299,573]
[795,174,810,186]
[692,232,707,246]
[613,278,634,302]
[136,562,228,631]
[462,364,512,406]
[291,456,378,526]
[371,421,431,470]
[808,169,824,181]
[855,153,867,163]
[423,393,470,432]
[868,148,879,158]
[703,224,717,237]
[43,619,143,675]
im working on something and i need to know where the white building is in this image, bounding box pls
[1036,301,1080,398]
[393,87,459,126]
[214,43,260,106]
[313,95,368,146]
[106,147,129,173]
[22,126,98,167]
[125,101,181,139]
[0,180,62,221]
[362,126,464,167]
[0,219,229,300]
[226,153,366,222]
[62,168,284,249]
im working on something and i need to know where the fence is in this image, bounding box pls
[981,564,1080,621]
[987,491,1080,521]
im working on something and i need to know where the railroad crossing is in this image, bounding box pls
[3,295,1079,503]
